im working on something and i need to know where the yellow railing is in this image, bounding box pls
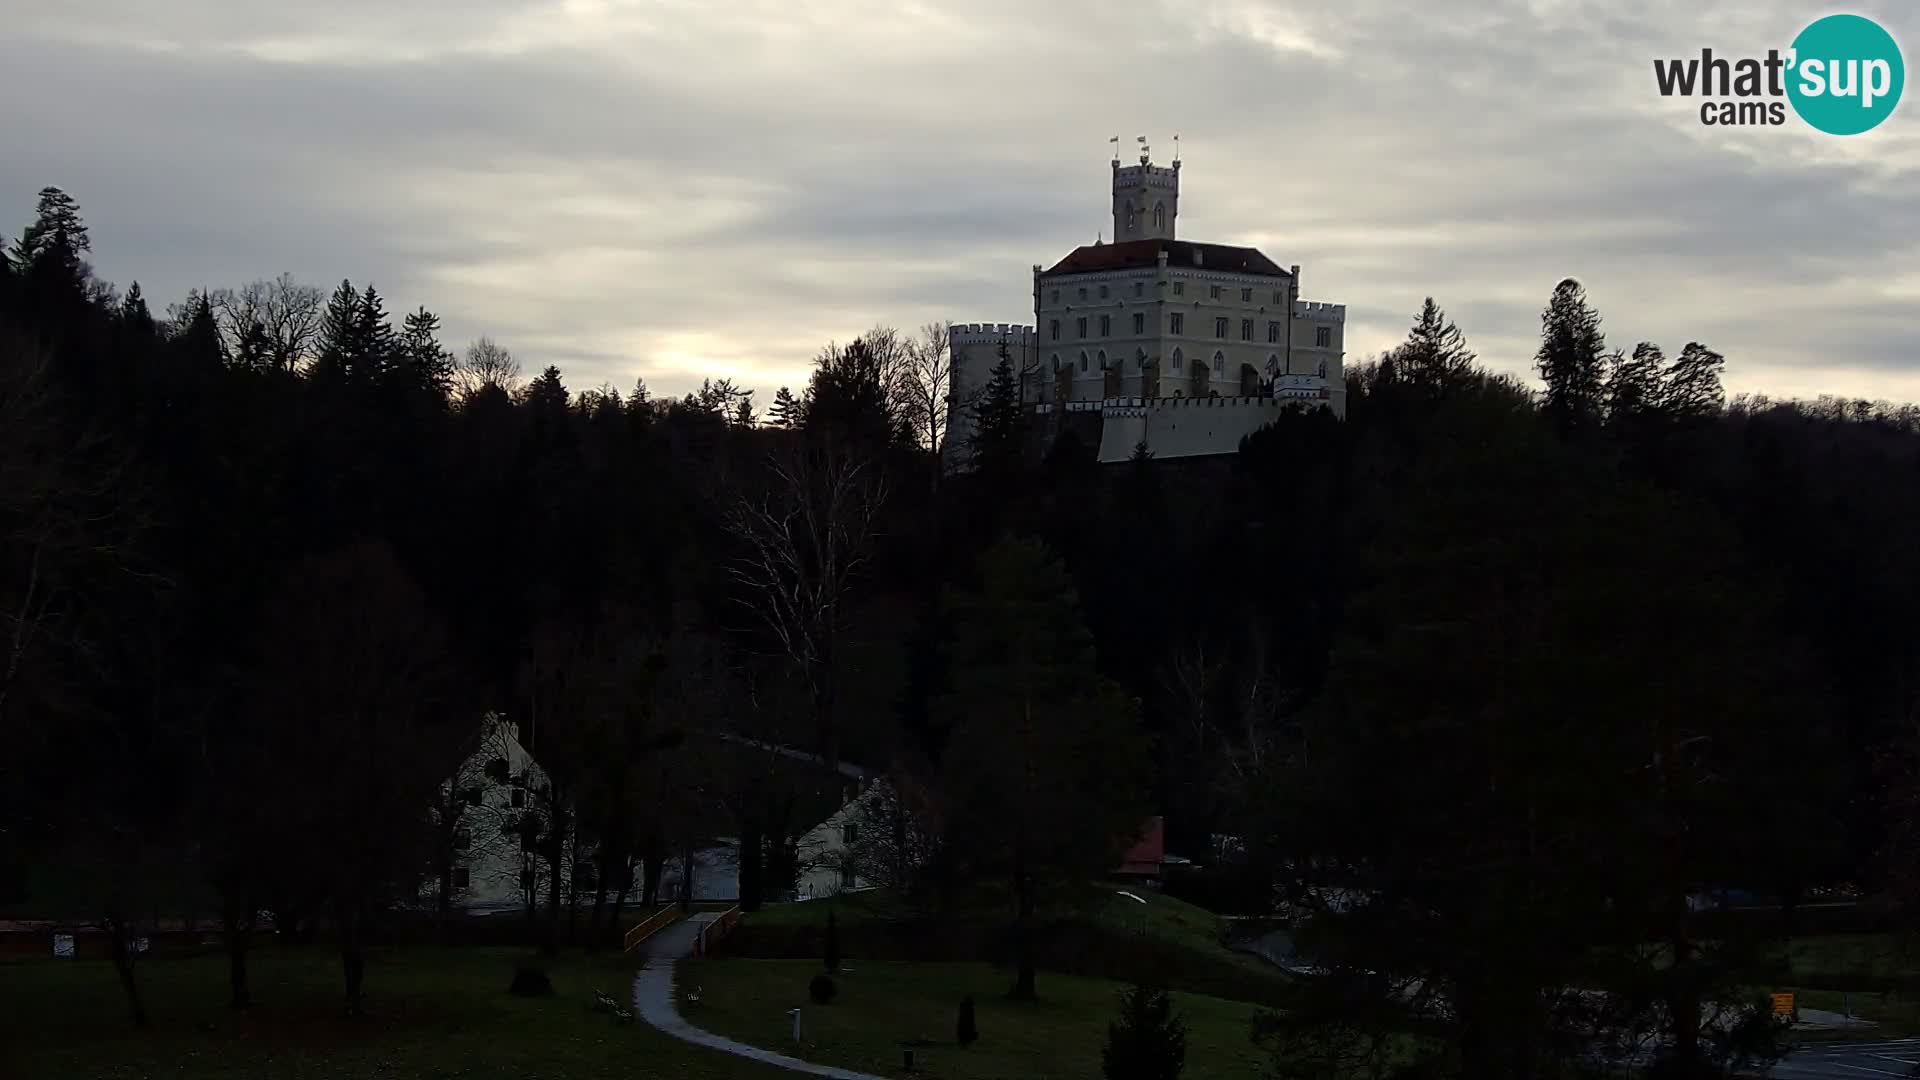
[622,905,681,953]
[694,905,741,957]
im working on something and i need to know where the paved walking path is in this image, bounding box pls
[631,914,887,1080]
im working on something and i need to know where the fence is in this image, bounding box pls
[694,906,741,957]
[622,906,681,953]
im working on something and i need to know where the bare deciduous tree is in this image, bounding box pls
[458,337,522,400]
[898,321,953,457]
[209,273,323,373]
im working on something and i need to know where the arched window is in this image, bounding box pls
[1171,347,1184,371]
[1213,351,1226,376]
[1125,203,1138,233]
[1266,354,1280,377]
[1077,351,1087,373]
[1316,359,1328,378]
[1050,353,1060,372]
[1136,348,1148,370]
[1153,202,1165,230]
[1094,350,1105,370]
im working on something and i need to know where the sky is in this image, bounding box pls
[3,0,1916,405]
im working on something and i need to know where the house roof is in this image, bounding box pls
[1117,816,1166,876]
[1042,239,1291,279]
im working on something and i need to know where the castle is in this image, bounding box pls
[945,145,1346,467]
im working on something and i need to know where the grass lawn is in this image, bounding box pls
[0,944,794,1079]
[681,957,1272,1080]
[1785,933,1918,981]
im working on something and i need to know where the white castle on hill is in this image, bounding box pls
[945,143,1346,467]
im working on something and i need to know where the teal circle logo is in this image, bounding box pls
[1787,14,1904,135]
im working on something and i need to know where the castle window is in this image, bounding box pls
[1134,282,1144,297]
[1099,285,1109,299]
[1214,351,1226,375]
[1317,359,1328,378]
[1132,313,1145,334]
[1100,315,1111,337]
[1053,354,1062,372]
[1136,348,1148,370]
[1209,285,1222,300]
[1268,321,1280,343]
[1214,317,1228,338]
[1154,202,1165,229]
[1241,288,1253,302]
[1083,352,1092,372]
[1096,350,1106,370]
[1050,320,1060,341]
[1078,287,1088,301]
[1076,317,1088,339]
[1170,313,1184,335]
[1126,204,1138,233]
[1273,290,1285,304]
[1050,289,1059,304]
[1172,348,1183,371]
[1172,282,1184,296]
[1316,326,1332,347]
[1241,319,1253,341]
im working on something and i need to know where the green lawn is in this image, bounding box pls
[680,957,1271,1080]
[0,944,793,1079]
[1785,933,1919,981]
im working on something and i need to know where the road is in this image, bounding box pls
[1767,1039,1920,1080]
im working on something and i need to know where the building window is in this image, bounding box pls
[1317,359,1328,377]
[841,865,857,888]
[511,788,525,808]
[1070,353,1079,373]
[1134,282,1144,297]
[1241,319,1253,341]
[1078,287,1088,301]
[1132,312,1145,334]
[1153,203,1165,229]
[1050,289,1059,304]
[1099,285,1109,299]
[1100,315,1111,336]
[1050,320,1060,341]
[1172,348,1184,371]
[1209,285,1222,299]
[1170,313,1184,335]
[1214,317,1228,338]
[1214,351,1226,376]
[1081,352,1090,372]
[1096,350,1106,370]
[1076,317,1087,338]
[452,867,470,889]
[1241,288,1253,302]
[843,821,858,844]
[1136,348,1148,370]
[453,826,471,851]
[1268,321,1281,343]
[1316,326,1332,347]
[1052,354,1062,372]
[1273,290,1285,304]
[1172,282,1184,296]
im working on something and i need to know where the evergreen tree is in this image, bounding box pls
[119,282,155,339]
[397,306,455,398]
[524,365,571,418]
[174,291,226,371]
[1536,278,1607,434]
[350,285,398,381]
[235,320,274,373]
[312,279,360,382]
[1102,984,1188,1080]
[804,338,899,453]
[1606,342,1666,422]
[1661,342,1725,418]
[11,187,90,281]
[769,385,800,428]
[733,394,756,428]
[1394,297,1476,389]
[969,356,1022,474]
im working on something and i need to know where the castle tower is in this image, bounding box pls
[1112,145,1179,242]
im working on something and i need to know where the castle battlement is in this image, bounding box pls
[950,322,1035,345]
[1294,300,1346,322]
[1033,391,1327,416]
[1113,163,1180,191]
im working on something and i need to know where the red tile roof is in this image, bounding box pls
[1043,239,1290,279]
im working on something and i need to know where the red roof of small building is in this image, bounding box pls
[1042,239,1291,279]
[1117,816,1166,877]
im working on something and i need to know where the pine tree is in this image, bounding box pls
[1396,297,1476,389]
[1102,984,1187,1080]
[1605,342,1666,422]
[313,279,360,382]
[174,292,226,371]
[11,187,90,278]
[397,306,455,398]
[969,356,1023,474]
[120,281,156,338]
[1661,342,1725,418]
[351,285,398,381]
[733,394,757,428]
[235,320,275,372]
[769,385,800,428]
[1536,278,1607,434]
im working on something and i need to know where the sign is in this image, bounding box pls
[1771,992,1795,1017]
[52,933,75,959]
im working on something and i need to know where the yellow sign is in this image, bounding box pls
[1771,992,1795,1017]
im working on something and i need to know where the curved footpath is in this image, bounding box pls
[631,915,887,1080]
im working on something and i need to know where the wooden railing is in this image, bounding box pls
[694,906,741,958]
[622,905,680,954]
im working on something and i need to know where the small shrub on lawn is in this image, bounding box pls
[809,973,837,1004]
[1102,983,1187,1080]
[508,963,554,997]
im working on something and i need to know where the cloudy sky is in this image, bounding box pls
[4,0,1915,403]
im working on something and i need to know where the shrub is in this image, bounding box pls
[1102,983,1187,1080]
[508,963,554,997]
[957,994,979,1047]
[809,973,837,1004]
